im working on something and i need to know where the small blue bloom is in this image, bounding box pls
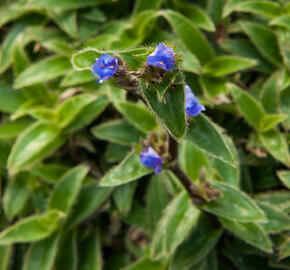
[92,54,118,84]
[185,85,205,116]
[147,42,176,71]
[140,147,163,174]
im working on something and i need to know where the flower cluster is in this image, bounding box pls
[184,85,205,117]
[92,54,118,84]
[146,42,176,71]
[92,43,205,174]
[140,147,163,174]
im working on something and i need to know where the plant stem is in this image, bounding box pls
[168,134,178,160]
[169,162,205,204]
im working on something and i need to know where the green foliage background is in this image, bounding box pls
[0,0,290,269]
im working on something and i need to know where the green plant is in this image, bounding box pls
[0,0,290,269]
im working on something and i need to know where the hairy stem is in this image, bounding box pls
[169,162,205,204]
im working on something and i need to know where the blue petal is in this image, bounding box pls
[92,54,118,84]
[140,147,163,172]
[184,85,205,117]
[146,43,175,71]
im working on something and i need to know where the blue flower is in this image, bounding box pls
[92,54,118,84]
[140,147,163,174]
[147,43,176,71]
[185,85,205,116]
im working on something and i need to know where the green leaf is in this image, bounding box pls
[179,140,209,181]
[185,114,235,165]
[0,24,26,73]
[91,120,145,145]
[0,1,29,27]
[72,48,101,70]
[280,86,290,129]
[67,184,112,228]
[219,217,272,253]
[105,143,131,163]
[0,85,25,113]
[3,172,30,219]
[79,229,102,270]
[174,38,202,74]
[259,114,288,131]
[31,164,68,184]
[199,76,228,99]
[134,0,163,14]
[105,252,130,270]
[203,56,256,77]
[48,10,78,39]
[241,22,283,66]
[10,101,51,122]
[223,244,270,270]
[277,29,290,70]
[148,70,180,101]
[221,38,275,73]
[0,142,12,168]
[201,181,266,222]
[12,40,30,76]
[258,129,290,166]
[100,151,152,187]
[0,118,32,140]
[124,257,166,270]
[79,7,106,23]
[60,70,94,87]
[8,122,66,173]
[65,95,109,133]
[261,74,279,114]
[146,172,170,231]
[139,81,186,139]
[55,94,97,128]
[113,182,137,214]
[151,192,201,259]
[229,83,265,129]
[48,165,89,213]
[213,157,239,187]
[115,101,158,133]
[270,14,290,30]
[118,48,149,70]
[28,0,106,10]
[23,26,73,55]
[120,202,149,230]
[23,234,60,270]
[257,201,290,233]
[0,245,12,270]
[171,214,222,270]
[41,39,74,57]
[202,249,218,270]
[223,0,245,17]
[161,9,215,64]
[279,238,290,260]
[107,85,126,102]
[14,56,72,88]
[278,170,290,189]
[236,1,282,19]
[84,33,115,49]
[173,0,215,31]
[255,191,290,214]
[0,210,64,245]
[54,230,77,270]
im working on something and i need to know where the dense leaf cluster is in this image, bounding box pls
[0,0,290,269]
